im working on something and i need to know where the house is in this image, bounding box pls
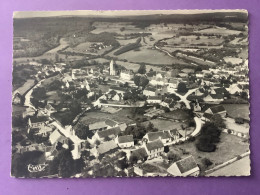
[205,105,227,117]
[143,131,172,144]
[201,112,213,122]
[116,135,134,148]
[228,84,243,95]
[144,139,164,159]
[96,140,119,158]
[146,96,162,104]
[143,87,157,97]
[203,94,224,104]
[167,156,200,176]
[88,119,118,132]
[161,98,174,108]
[120,70,134,80]
[112,94,122,101]
[93,126,121,141]
[167,78,179,91]
[169,129,181,140]
[28,116,49,129]
[12,92,23,105]
[49,130,62,145]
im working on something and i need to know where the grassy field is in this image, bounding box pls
[79,108,135,125]
[169,133,249,173]
[165,35,224,46]
[64,42,113,56]
[161,109,191,120]
[142,119,186,131]
[222,104,250,120]
[116,47,185,65]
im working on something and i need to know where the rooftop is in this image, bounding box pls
[210,105,226,113]
[97,140,118,155]
[118,135,134,143]
[147,131,171,141]
[97,127,121,138]
[175,156,199,174]
[145,139,164,151]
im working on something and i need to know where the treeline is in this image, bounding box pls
[114,37,141,56]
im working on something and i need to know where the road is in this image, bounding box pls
[24,79,44,109]
[170,88,198,109]
[24,77,84,159]
[51,120,83,159]
[191,117,202,137]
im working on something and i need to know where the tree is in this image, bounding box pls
[210,114,226,128]
[196,122,221,152]
[177,82,188,93]
[202,158,213,167]
[75,123,91,139]
[120,27,125,32]
[58,150,75,177]
[138,64,146,74]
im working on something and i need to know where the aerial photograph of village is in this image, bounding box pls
[11,10,250,178]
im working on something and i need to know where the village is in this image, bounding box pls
[12,53,250,177]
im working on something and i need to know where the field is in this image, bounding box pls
[79,108,136,125]
[142,119,187,131]
[165,35,224,47]
[169,133,249,173]
[115,47,186,65]
[222,104,250,120]
[64,42,113,56]
[207,155,250,176]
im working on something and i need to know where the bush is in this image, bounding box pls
[202,158,213,167]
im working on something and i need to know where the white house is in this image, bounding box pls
[143,131,172,144]
[167,156,200,177]
[146,96,162,104]
[143,87,157,97]
[205,105,227,117]
[144,139,164,159]
[120,70,134,80]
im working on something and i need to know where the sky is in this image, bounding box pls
[13,9,247,18]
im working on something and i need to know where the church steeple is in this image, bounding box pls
[110,60,116,76]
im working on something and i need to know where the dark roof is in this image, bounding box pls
[118,135,134,143]
[97,140,118,155]
[97,127,121,138]
[210,105,226,114]
[210,93,224,99]
[175,156,198,174]
[214,87,228,94]
[105,119,118,127]
[146,139,164,151]
[145,87,157,92]
[147,131,171,141]
[203,113,213,119]
[148,96,161,100]
[30,116,49,123]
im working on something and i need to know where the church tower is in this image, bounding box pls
[110,60,116,76]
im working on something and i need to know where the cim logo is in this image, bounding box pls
[28,163,48,173]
